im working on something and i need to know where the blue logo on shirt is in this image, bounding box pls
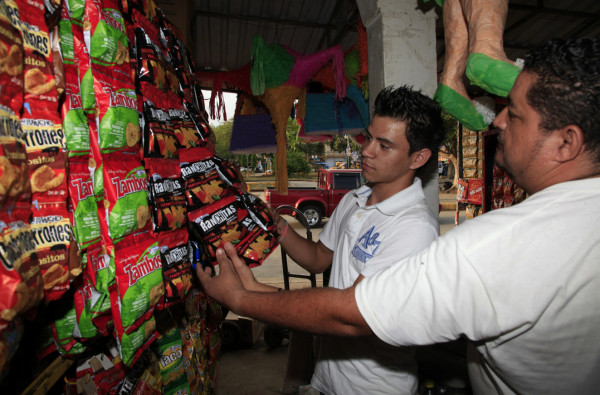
[352,226,381,263]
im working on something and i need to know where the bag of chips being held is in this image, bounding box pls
[188,194,278,268]
[179,147,238,212]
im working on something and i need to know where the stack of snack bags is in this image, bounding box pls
[0,0,279,392]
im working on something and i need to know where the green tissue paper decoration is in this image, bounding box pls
[250,35,295,96]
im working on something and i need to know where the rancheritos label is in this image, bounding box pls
[22,118,66,151]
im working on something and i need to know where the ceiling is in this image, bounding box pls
[157,0,600,89]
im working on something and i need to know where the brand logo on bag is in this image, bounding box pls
[72,178,94,200]
[163,245,187,267]
[104,87,138,110]
[199,204,236,233]
[124,254,161,286]
[111,173,148,199]
[180,159,215,178]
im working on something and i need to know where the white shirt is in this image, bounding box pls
[312,178,439,395]
[356,178,600,394]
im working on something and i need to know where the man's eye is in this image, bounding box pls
[380,144,389,150]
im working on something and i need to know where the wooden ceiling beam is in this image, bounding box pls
[196,10,335,30]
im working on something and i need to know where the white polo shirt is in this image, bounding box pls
[312,177,439,395]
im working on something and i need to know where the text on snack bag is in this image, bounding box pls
[111,175,148,199]
[124,254,161,286]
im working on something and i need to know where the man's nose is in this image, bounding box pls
[493,107,508,130]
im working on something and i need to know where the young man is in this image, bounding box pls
[198,38,600,394]
[247,86,443,394]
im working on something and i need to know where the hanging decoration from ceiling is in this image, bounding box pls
[430,0,521,131]
[229,93,277,154]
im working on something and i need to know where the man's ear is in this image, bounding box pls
[554,124,584,162]
[409,148,432,170]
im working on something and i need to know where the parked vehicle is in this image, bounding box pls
[264,169,363,228]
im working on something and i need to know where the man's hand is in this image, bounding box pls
[267,204,288,238]
[196,242,248,310]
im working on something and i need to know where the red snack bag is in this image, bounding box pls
[170,101,211,150]
[467,178,483,205]
[0,221,44,326]
[142,95,180,159]
[157,229,193,308]
[29,202,72,301]
[102,153,150,240]
[133,21,178,96]
[21,109,68,203]
[179,147,237,211]
[0,106,30,220]
[112,230,163,334]
[11,0,59,105]
[146,158,187,232]
[188,195,278,268]
[0,4,24,114]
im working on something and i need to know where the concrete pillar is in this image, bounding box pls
[356,0,440,218]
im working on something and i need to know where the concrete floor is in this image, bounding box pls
[214,191,470,394]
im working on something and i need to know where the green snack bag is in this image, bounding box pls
[154,326,190,393]
[94,70,141,154]
[112,230,163,334]
[102,154,150,240]
[68,156,101,249]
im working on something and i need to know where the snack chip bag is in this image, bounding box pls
[93,69,142,154]
[72,272,99,339]
[84,0,131,81]
[114,311,157,367]
[0,221,44,324]
[0,105,30,216]
[133,21,178,96]
[21,110,68,202]
[52,302,87,356]
[84,241,114,336]
[102,153,150,239]
[11,0,59,105]
[29,202,72,301]
[142,96,180,159]
[146,158,187,233]
[112,230,163,334]
[158,229,193,308]
[0,3,24,114]
[179,148,237,211]
[169,102,211,150]
[154,325,190,395]
[188,195,278,268]
[68,155,102,249]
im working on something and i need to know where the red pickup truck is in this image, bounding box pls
[264,169,363,228]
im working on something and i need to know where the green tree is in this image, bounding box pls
[286,118,325,158]
[328,134,361,153]
[212,120,234,159]
[286,151,311,175]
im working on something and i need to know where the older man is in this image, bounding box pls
[198,37,600,394]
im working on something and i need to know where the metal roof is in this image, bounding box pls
[157,0,600,88]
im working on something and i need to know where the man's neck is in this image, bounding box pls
[366,176,416,206]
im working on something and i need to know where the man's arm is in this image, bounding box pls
[273,210,333,274]
[198,243,372,336]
